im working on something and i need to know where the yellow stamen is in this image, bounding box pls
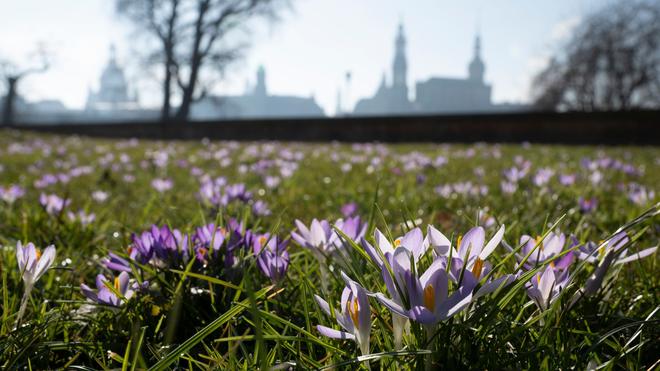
[220,227,227,236]
[114,276,120,291]
[35,249,42,260]
[347,298,359,326]
[536,236,544,251]
[424,285,435,311]
[394,238,402,247]
[472,258,484,279]
[537,274,541,284]
[598,240,606,257]
[550,261,555,268]
[258,236,267,246]
[457,235,463,248]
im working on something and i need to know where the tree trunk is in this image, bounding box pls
[173,0,209,123]
[161,58,172,122]
[2,77,18,127]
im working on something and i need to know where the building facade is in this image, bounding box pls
[192,66,325,119]
[354,24,416,115]
[354,24,528,115]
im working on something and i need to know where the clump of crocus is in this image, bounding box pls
[362,227,426,349]
[576,232,657,299]
[81,271,145,307]
[507,232,575,312]
[128,224,189,267]
[332,216,367,252]
[151,178,173,193]
[253,233,289,283]
[341,202,358,217]
[39,193,69,215]
[315,272,371,356]
[292,218,337,291]
[430,225,515,300]
[373,249,474,329]
[67,210,96,226]
[578,197,598,213]
[16,242,56,325]
[0,185,25,204]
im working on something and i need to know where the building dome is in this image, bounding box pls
[86,45,137,111]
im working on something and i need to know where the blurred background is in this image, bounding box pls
[1,0,658,126]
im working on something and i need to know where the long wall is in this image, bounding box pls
[10,110,660,144]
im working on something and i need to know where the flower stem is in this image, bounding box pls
[15,283,33,328]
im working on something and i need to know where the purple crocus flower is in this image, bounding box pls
[526,265,570,311]
[67,210,96,226]
[505,232,575,311]
[39,193,70,215]
[510,232,575,271]
[80,271,138,307]
[103,252,132,272]
[224,183,252,203]
[576,232,657,298]
[332,216,367,250]
[500,181,518,194]
[16,241,56,288]
[626,183,655,205]
[559,174,576,186]
[430,225,515,299]
[0,185,25,204]
[151,178,173,193]
[533,168,554,187]
[340,202,358,218]
[15,241,56,324]
[578,197,598,213]
[315,272,371,355]
[252,200,271,216]
[92,191,109,203]
[374,251,475,326]
[291,219,337,260]
[362,227,427,271]
[253,233,289,283]
[577,231,657,265]
[192,223,227,264]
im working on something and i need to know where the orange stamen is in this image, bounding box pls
[424,285,435,311]
[347,298,360,326]
[472,258,484,279]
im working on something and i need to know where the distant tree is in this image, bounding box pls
[532,0,660,111]
[0,46,50,126]
[116,0,288,122]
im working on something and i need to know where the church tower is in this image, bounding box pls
[392,22,408,98]
[468,34,485,83]
[254,65,267,97]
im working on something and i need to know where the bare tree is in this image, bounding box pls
[532,0,660,111]
[117,0,288,122]
[1,46,50,126]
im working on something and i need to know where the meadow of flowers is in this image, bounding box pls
[0,129,658,370]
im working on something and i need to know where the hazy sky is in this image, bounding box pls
[1,0,612,114]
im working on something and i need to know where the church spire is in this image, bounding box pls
[468,33,485,83]
[392,22,407,89]
[392,21,408,103]
[254,65,267,96]
[109,44,117,64]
